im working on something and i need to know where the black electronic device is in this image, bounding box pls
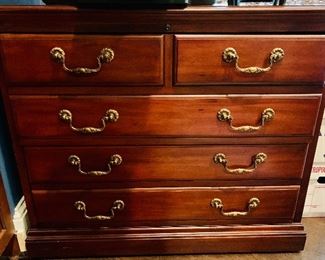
[43,0,189,7]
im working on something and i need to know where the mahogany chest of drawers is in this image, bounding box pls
[0,6,324,258]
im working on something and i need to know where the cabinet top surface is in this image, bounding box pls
[0,5,324,11]
[0,6,324,33]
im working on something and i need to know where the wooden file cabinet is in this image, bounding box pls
[0,6,324,258]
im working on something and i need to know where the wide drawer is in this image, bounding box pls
[25,144,307,185]
[32,186,299,227]
[175,35,325,84]
[11,95,321,138]
[0,34,163,85]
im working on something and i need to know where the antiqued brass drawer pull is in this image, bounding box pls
[68,154,122,176]
[211,197,260,217]
[222,47,284,74]
[50,47,114,75]
[217,108,275,132]
[213,153,267,174]
[59,109,119,134]
[74,200,124,220]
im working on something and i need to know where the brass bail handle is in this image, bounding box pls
[59,109,119,134]
[213,153,267,174]
[217,108,275,132]
[68,154,123,176]
[211,197,260,217]
[50,47,114,75]
[74,200,125,220]
[222,47,284,74]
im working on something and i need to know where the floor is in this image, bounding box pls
[34,218,324,260]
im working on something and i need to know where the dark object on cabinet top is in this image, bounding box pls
[42,0,189,7]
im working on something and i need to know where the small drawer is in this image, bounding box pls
[175,35,325,84]
[0,34,163,85]
[11,95,321,138]
[25,144,307,185]
[32,186,299,227]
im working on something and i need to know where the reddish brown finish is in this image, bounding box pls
[175,35,325,84]
[26,224,306,257]
[25,144,307,185]
[32,186,299,227]
[10,95,321,138]
[7,85,325,96]
[19,136,314,147]
[0,6,324,34]
[0,6,324,258]
[26,235,305,257]
[0,35,164,85]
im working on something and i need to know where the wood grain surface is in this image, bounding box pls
[0,6,324,258]
[10,95,321,138]
[0,35,164,85]
[25,144,307,185]
[31,186,300,227]
[175,35,325,84]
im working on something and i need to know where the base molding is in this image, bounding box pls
[26,223,306,258]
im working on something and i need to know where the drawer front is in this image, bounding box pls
[175,35,325,84]
[32,186,299,227]
[11,95,321,138]
[0,35,163,85]
[26,145,307,185]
